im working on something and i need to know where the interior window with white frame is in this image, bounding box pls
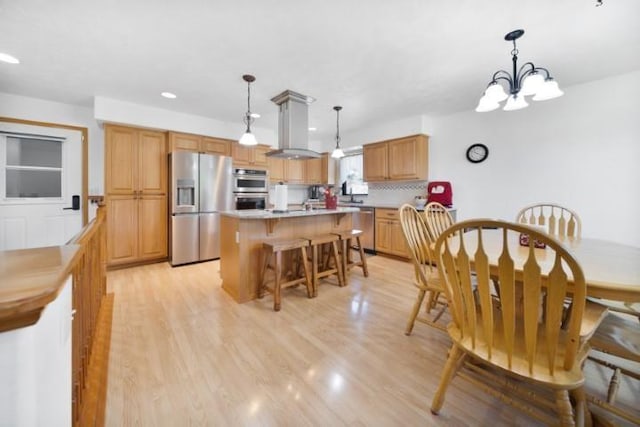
[339,152,363,185]
[0,133,65,200]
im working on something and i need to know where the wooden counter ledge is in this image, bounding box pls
[0,245,81,332]
[220,208,358,303]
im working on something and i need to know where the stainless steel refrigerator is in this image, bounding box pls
[170,152,233,266]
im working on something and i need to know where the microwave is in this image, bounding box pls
[234,193,268,210]
[233,168,269,193]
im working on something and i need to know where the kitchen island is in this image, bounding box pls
[220,207,359,303]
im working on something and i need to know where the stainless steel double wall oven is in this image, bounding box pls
[233,168,269,210]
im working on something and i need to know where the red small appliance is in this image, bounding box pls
[427,181,453,207]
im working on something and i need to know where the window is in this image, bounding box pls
[1,133,64,199]
[339,153,363,184]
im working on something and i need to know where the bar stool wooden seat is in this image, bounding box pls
[259,238,313,311]
[302,234,344,296]
[331,229,369,285]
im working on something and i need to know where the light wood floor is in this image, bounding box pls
[105,256,638,426]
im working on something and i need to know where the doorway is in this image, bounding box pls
[0,119,88,250]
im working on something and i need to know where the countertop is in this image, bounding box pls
[222,207,360,219]
[338,202,456,211]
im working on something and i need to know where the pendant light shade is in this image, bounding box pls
[476,29,563,113]
[239,132,257,146]
[475,94,500,112]
[503,94,528,111]
[239,74,258,146]
[331,106,345,159]
[532,78,564,101]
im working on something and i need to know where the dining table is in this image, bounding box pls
[443,229,640,303]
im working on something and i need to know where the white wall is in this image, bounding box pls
[0,92,104,194]
[329,114,426,152]
[94,96,278,148]
[429,70,640,246]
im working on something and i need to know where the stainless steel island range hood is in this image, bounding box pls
[267,90,321,159]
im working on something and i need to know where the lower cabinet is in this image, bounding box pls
[374,208,409,258]
[107,194,167,265]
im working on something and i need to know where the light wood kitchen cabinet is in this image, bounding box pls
[374,208,409,258]
[305,153,334,184]
[105,125,168,266]
[267,157,306,183]
[363,143,388,182]
[168,132,200,152]
[201,137,231,156]
[305,157,322,183]
[232,144,270,168]
[363,134,428,182]
[267,157,285,182]
[169,132,231,156]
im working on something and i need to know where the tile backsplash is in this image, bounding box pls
[271,181,429,207]
[360,181,428,205]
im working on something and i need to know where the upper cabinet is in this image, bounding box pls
[363,134,428,182]
[168,132,232,156]
[232,144,270,169]
[305,154,334,185]
[267,153,334,184]
[201,137,231,156]
[169,132,200,152]
[106,126,167,195]
[267,157,285,182]
[267,157,305,183]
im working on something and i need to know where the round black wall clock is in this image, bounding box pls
[466,143,489,163]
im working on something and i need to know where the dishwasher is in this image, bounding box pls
[353,207,375,253]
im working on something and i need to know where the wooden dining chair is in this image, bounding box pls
[585,306,640,425]
[398,204,448,334]
[516,202,582,238]
[431,219,598,426]
[423,201,455,243]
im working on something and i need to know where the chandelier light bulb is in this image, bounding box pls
[520,72,545,96]
[484,82,508,102]
[475,95,500,112]
[503,94,528,111]
[532,78,564,101]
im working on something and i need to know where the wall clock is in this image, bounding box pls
[466,143,489,163]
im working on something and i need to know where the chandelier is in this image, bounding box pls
[476,29,564,112]
[239,74,258,145]
[331,106,345,159]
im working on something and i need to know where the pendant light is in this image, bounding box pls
[331,106,345,159]
[239,74,258,146]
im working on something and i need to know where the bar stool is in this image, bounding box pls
[302,234,344,296]
[331,229,369,285]
[259,238,313,311]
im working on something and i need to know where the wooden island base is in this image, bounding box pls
[220,209,356,303]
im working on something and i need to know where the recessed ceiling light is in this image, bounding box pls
[308,127,317,131]
[161,92,177,99]
[250,113,260,118]
[0,52,20,64]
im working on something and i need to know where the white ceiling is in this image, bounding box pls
[1,0,639,140]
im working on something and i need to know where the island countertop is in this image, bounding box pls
[222,207,360,219]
